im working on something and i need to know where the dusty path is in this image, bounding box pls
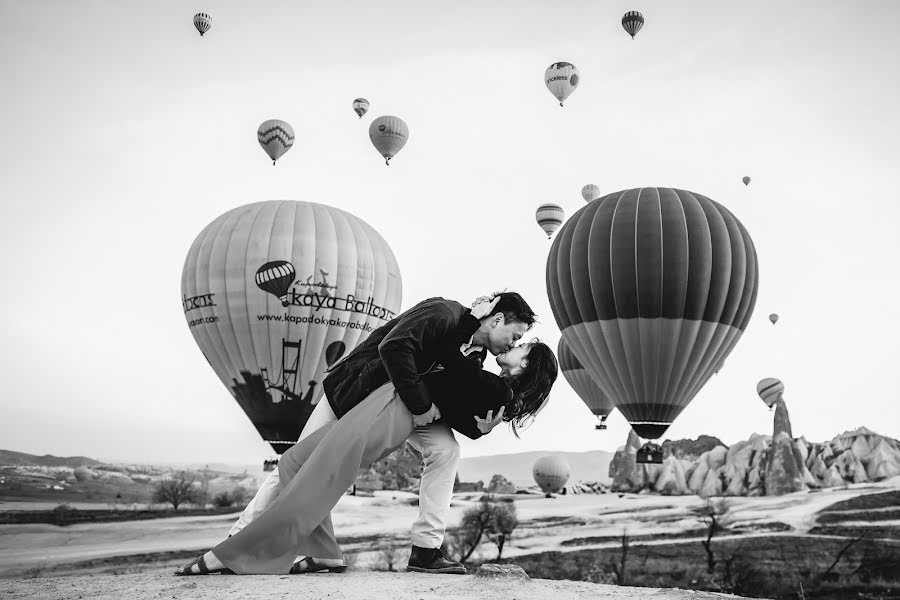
[0,568,751,600]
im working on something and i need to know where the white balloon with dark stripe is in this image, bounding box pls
[257,119,295,165]
[546,188,759,442]
[181,200,403,453]
[352,98,370,119]
[535,203,564,239]
[757,378,784,409]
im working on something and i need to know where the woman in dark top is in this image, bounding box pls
[176,337,558,575]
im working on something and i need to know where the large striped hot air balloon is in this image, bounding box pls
[559,338,615,430]
[546,188,759,462]
[622,11,644,39]
[757,378,783,410]
[352,98,370,119]
[581,184,601,203]
[257,119,294,165]
[369,116,409,165]
[544,62,579,107]
[193,13,211,36]
[536,203,564,239]
[181,200,403,454]
[533,455,570,496]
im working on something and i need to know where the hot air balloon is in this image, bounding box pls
[757,378,784,410]
[743,176,751,186]
[581,184,601,203]
[546,188,759,464]
[536,203,564,239]
[769,313,778,325]
[257,120,294,165]
[545,62,579,107]
[622,11,644,39]
[193,13,211,36]
[532,455,570,496]
[369,116,408,165]
[352,98,370,119]
[182,200,403,454]
[558,338,615,430]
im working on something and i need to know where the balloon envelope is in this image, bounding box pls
[622,11,644,39]
[193,13,211,36]
[532,455,570,494]
[558,337,615,425]
[581,184,601,203]
[769,313,778,324]
[352,98,370,119]
[369,116,409,165]
[757,378,784,408]
[743,176,751,186]
[545,62,579,106]
[546,188,759,440]
[182,200,403,453]
[536,203,564,238]
[257,120,294,164]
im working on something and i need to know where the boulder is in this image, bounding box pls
[654,456,689,495]
[864,439,900,480]
[764,398,808,495]
[699,468,723,498]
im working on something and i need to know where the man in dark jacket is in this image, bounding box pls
[227,292,537,575]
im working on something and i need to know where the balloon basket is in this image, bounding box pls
[636,442,663,464]
[263,458,279,472]
[595,423,608,430]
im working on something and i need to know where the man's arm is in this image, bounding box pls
[377,301,478,416]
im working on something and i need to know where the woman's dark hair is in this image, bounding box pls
[503,340,558,437]
[493,292,538,329]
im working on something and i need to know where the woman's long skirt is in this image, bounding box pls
[213,382,413,574]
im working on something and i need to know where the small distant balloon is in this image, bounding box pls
[581,184,601,203]
[257,119,294,165]
[757,377,784,410]
[743,176,751,186]
[193,13,211,36]
[622,11,644,39]
[769,313,778,325]
[545,62,579,107]
[369,116,409,165]
[535,203,564,238]
[532,455,570,495]
[352,98,370,119]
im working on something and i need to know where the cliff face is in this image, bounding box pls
[609,415,900,497]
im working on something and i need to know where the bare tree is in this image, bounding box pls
[152,472,202,511]
[699,498,728,574]
[609,529,629,585]
[484,501,519,559]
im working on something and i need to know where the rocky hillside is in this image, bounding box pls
[609,399,900,496]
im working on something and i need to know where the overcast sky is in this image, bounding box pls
[1,1,899,466]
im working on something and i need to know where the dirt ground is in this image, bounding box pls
[0,568,751,600]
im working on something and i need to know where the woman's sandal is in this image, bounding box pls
[289,556,348,574]
[175,554,235,576]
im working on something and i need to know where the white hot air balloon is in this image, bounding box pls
[257,119,295,165]
[369,116,409,165]
[532,455,571,496]
[535,203,564,238]
[757,378,784,410]
[581,184,601,203]
[545,62,579,107]
[181,200,403,454]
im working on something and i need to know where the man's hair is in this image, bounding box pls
[492,292,537,329]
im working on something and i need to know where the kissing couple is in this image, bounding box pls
[176,291,558,575]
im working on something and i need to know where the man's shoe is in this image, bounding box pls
[406,545,466,574]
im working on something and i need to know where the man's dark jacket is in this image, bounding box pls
[323,297,485,419]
